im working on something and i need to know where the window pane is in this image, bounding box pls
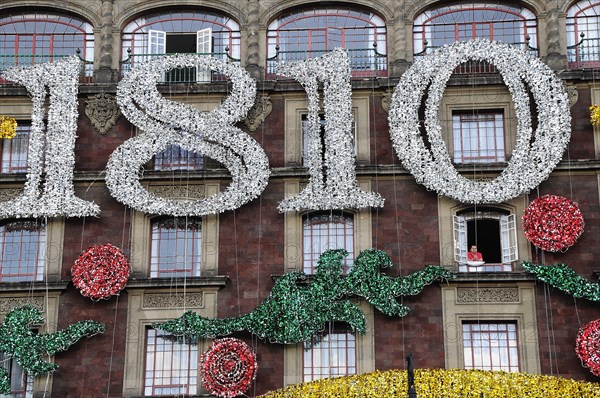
[144,329,198,396]
[302,212,354,273]
[1,124,30,173]
[0,220,46,282]
[150,218,201,278]
[453,111,505,163]
[462,321,519,372]
[303,324,356,382]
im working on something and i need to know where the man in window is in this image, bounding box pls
[467,245,483,262]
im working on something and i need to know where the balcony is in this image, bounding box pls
[266,47,387,79]
[0,52,93,84]
[567,34,600,69]
[120,51,240,83]
[413,39,539,75]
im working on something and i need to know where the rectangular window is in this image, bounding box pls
[0,220,46,282]
[0,352,33,398]
[302,212,354,274]
[303,324,356,382]
[154,145,203,171]
[144,329,198,396]
[150,218,201,278]
[462,321,519,372]
[1,123,30,173]
[453,111,505,163]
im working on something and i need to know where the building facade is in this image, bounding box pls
[0,0,599,396]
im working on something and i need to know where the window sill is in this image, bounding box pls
[450,271,536,283]
[0,281,68,292]
[125,276,229,289]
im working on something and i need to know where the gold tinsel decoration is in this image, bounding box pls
[0,116,17,139]
[260,369,600,398]
[590,105,600,126]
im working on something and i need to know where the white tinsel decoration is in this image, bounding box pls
[388,39,571,204]
[0,56,100,218]
[106,54,270,216]
[277,48,384,212]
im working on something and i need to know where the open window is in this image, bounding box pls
[453,207,517,272]
[147,28,212,82]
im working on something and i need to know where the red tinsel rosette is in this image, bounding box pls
[71,243,130,301]
[522,194,585,252]
[576,319,600,377]
[201,338,258,398]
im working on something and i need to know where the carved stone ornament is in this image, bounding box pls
[143,292,204,309]
[381,90,393,113]
[456,287,519,303]
[243,94,272,131]
[148,184,206,200]
[0,188,22,202]
[85,93,121,135]
[567,85,579,108]
[0,297,44,314]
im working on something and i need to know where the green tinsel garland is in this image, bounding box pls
[156,249,454,344]
[0,306,104,394]
[522,261,600,301]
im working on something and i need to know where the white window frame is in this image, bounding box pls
[196,28,212,82]
[453,211,518,272]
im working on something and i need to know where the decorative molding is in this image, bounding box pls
[243,94,272,131]
[456,287,519,303]
[381,90,393,113]
[147,184,206,199]
[85,93,121,135]
[0,188,22,202]
[0,297,44,314]
[567,85,579,108]
[143,292,204,309]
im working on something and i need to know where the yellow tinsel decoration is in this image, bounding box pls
[0,116,17,139]
[260,369,600,398]
[590,105,600,126]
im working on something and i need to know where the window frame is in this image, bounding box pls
[462,320,520,372]
[143,328,199,396]
[1,121,30,174]
[129,183,219,280]
[452,110,506,164]
[0,219,46,283]
[120,10,241,80]
[567,1,600,67]
[413,3,537,55]
[453,209,518,272]
[123,288,216,396]
[0,12,94,80]
[149,217,203,279]
[302,322,357,382]
[442,283,540,373]
[302,211,354,274]
[266,7,387,77]
[284,93,370,167]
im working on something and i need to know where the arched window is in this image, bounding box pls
[567,1,600,67]
[121,9,241,82]
[150,217,202,278]
[0,11,93,80]
[413,3,537,55]
[267,7,387,77]
[302,211,354,274]
[0,219,46,282]
[453,207,517,272]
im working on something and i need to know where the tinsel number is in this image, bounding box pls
[106,54,270,216]
[0,57,99,218]
[277,49,384,212]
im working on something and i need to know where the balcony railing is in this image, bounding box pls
[120,51,240,83]
[567,33,600,69]
[0,52,93,84]
[266,47,387,79]
[414,39,539,74]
